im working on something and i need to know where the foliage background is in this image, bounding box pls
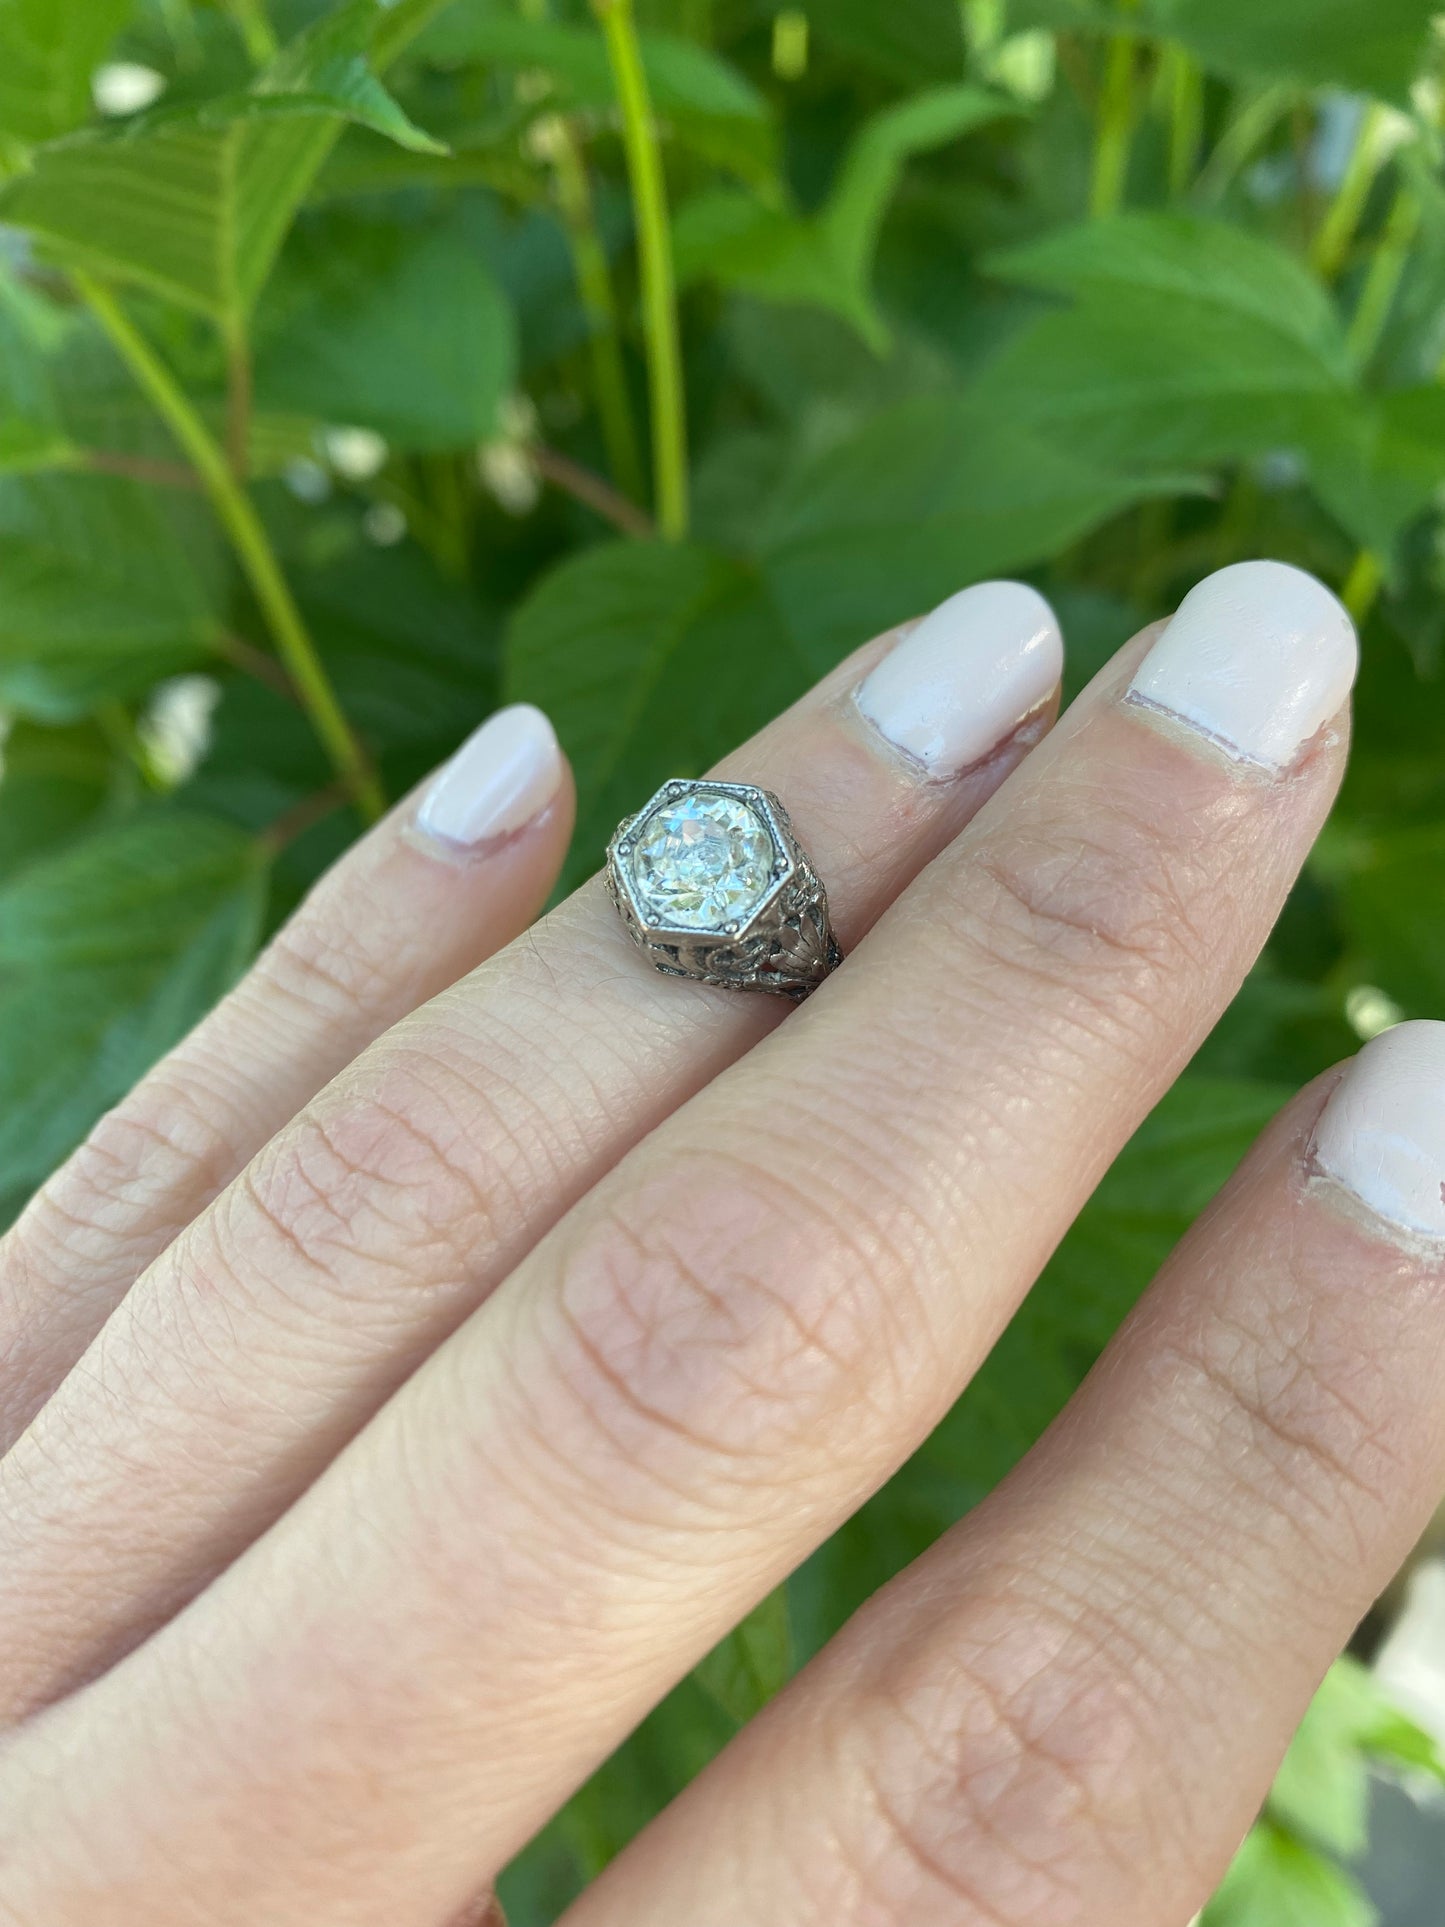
[4,0,1445,1917]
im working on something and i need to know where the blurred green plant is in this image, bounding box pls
[3,0,1445,1916]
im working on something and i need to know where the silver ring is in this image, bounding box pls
[606,779,843,1000]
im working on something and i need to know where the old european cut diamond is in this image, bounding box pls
[629,791,776,930]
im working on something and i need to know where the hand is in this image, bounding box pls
[1,558,1431,1927]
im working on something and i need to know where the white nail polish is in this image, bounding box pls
[1313,1022,1445,1240]
[416,703,562,849]
[1127,560,1358,771]
[854,580,1063,775]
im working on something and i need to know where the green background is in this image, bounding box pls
[3,0,1445,1917]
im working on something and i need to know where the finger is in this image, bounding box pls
[0,581,1064,1711]
[558,1026,1445,1927]
[0,703,573,1445]
[9,563,1357,1926]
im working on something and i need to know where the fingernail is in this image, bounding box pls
[854,580,1063,776]
[1313,1022,1445,1240]
[1126,559,1358,771]
[416,703,562,849]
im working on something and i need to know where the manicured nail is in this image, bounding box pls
[854,580,1063,775]
[416,703,562,849]
[1126,559,1358,771]
[1313,1022,1445,1240]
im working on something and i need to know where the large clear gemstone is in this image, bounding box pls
[629,791,777,930]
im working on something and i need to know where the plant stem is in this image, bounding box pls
[533,444,656,538]
[76,273,384,822]
[1194,83,1291,205]
[78,449,203,490]
[546,119,648,506]
[1342,549,1384,626]
[593,0,689,541]
[1166,48,1203,200]
[214,630,298,701]
[224,319,252,480]
[1311,100,1390,281]
[1348,181,1421,366]
[1089,7,1139,219]
[228,0,277,65]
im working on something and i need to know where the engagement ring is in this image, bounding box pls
[606,780,842,1000]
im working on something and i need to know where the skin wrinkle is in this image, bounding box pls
[547,1160,901,1483]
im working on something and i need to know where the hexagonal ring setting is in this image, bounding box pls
[606,780,843,1000]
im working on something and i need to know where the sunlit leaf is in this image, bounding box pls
[979,214,1357,470]
[0,0,443,324]
[1015,0,1435,101]
[1270,1656,1445,1858]
[0,0,131,145]
[1204,1823,1378,1927]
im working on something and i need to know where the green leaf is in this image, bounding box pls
[256,218,517,448]
[800,0,966,89]
[1204,1823,1377,1927]
[758,395,1180,666]
[0,719,115,883]
[1014,0,1436,101]
[0,812,266,1215]
[693,1585,793,1725]
[0,0,442,324]
[243,0,447,155]
[0,474,223,720]
[1155,0,1436,103]
[675,86,1015,348]
[992,214,1350,366]
[1270,1656,1445,1857]
[980,214,1357,471]
[1269,1662,1382,1858]
[1305,386,1445,562]
[0,0,131,145]
[0,263,77,475]
[418,11,775,186]
[1327,820,1445,1016]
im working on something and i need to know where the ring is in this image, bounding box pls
[606,779,843,1000]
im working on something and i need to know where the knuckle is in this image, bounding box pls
[218,1041,519,1310]
[1154,1282,1402,1578]
[259,900,398,1022]
[3,1064,246,1289]
[829,1591,1181,1927]
[540,1145,906,1510]
[960,789,1214,1017]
